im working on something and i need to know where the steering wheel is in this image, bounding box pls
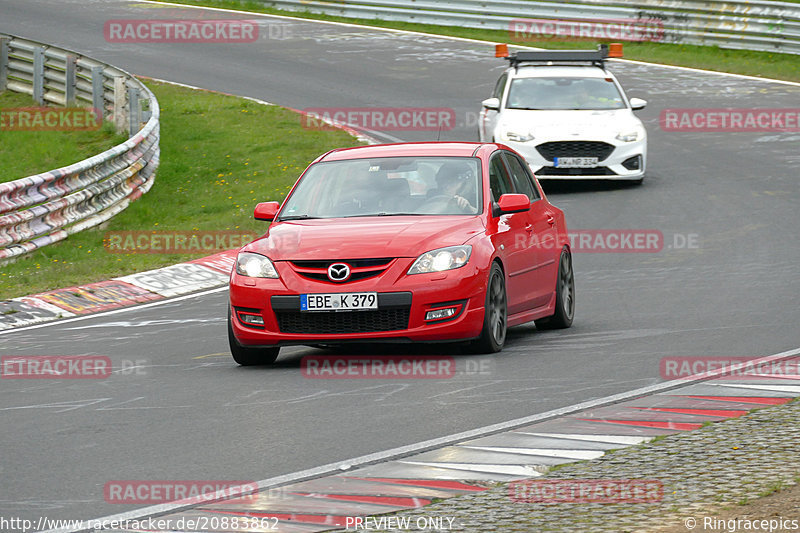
[421,194,469,214]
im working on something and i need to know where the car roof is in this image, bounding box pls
[508,65,613,79]
[319,142,485,161]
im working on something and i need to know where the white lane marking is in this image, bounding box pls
[515,433,654,445]
[399,461,545,477]
[66,318,222,329]
[0,287,227,336]
[0,398,110,413]
[707,383,800,394]
[45,345,800,533]
[459,445,605,460]
[143,1,800,88]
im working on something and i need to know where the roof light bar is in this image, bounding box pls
[496,44,623,69]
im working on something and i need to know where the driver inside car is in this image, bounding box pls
[433,162,477,214]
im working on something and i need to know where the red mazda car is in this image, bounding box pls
[228,142,574,365]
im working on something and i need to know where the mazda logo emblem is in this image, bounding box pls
[327,263,351,282]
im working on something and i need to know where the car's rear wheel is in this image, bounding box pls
[473,263,507,353]
[535,247,575,330]
[228,310,280,366]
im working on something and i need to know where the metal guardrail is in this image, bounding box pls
[260,0,800,54]
[0,34,160,263]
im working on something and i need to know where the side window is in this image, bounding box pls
[503,153,540,201]
[489,155,514,202]
[492,73,508,101]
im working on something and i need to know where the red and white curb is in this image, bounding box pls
[0,250,237,331]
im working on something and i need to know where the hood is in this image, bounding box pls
[245,216,485,261]
[498,109,643,140]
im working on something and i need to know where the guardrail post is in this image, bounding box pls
[113,76,128,134]
[128,85,140,136]
[33,46,45,104]
[91,66,104,120]
[0,37,9,92]
[65,54,77,106]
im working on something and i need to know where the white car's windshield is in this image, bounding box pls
[279,157,482,220]
[506,77,626,110]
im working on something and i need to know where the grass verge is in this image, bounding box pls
[152,0,800,83]
[0,81,358,299]
[0,91,127,182]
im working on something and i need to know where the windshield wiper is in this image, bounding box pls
[508,106,544,110]
[278,214,321,221]
[342,212,425,218]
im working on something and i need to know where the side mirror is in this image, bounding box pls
[629,97,647,111]
[495,193,530,216]
[254,201,280,221]
[482,97,500,111]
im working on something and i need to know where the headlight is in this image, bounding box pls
[502,131,534,143]
[408,245,472,275]
[235,252,279,278]
[616,127,644,142]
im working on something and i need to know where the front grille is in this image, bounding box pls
[535,141,615,162]
[296,271,382,283]
[537,166,617,176]
[288,258,395,284]
[290,258,393,269]
[276,308,411,334]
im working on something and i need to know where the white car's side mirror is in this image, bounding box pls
[629,97,647,111]
[482,97,501,110]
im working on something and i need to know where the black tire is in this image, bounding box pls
[473,263,507,353]
[535,248,575,330]
[228,310,280,366]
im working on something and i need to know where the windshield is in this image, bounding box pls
[506,77,625,110]
[279,156,482,220]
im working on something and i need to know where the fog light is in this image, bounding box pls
[426,308,457,321]
[622,155,641,170]
[239,313,264,326]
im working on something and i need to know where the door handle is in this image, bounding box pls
[525,224,533,232]
[546,215,556,226]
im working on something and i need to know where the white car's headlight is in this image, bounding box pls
[502,131,534,143]
[408,245,472,275]
[235,252,279,278]
[616,127,645,142]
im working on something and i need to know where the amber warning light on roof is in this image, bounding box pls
[495,43,509,58]
[608,42,624,57]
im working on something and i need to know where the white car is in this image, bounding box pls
[479,46,647,183]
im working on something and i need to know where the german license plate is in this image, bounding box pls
[301,292,378,311]
[554,157,598,168]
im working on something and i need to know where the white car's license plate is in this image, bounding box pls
[301,292,378,312]
[554,157,598,168]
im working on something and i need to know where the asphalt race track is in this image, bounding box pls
[1,0,799,525]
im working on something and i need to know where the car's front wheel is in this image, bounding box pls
[228,310,280,366]
[535,247,575,330]
[473,262,507,353]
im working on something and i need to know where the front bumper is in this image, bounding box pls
[503,138,646,180]
[229,257,488,347]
